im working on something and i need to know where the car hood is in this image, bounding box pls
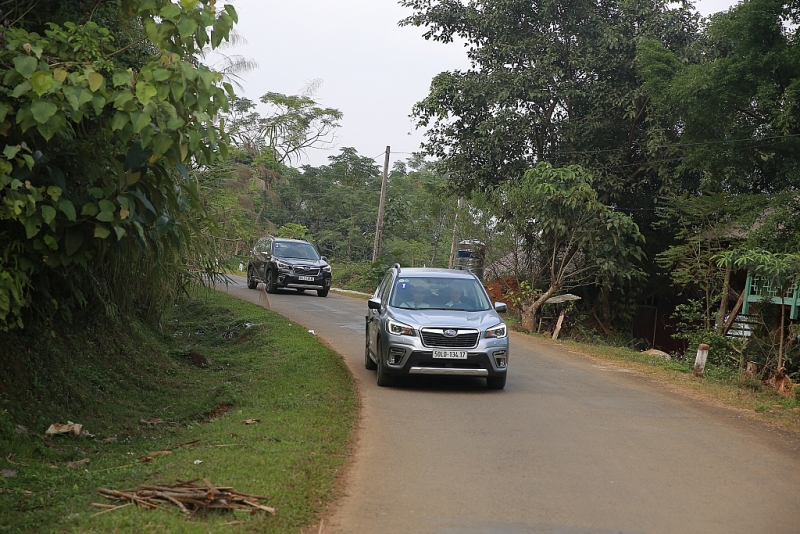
[389,308,503,330]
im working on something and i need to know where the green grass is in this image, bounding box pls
[0,289,357,533]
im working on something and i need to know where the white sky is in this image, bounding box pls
[223,0,741,169]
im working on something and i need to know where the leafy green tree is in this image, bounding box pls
[489,163,645,332]
[0,0,237,329]
[400,0,698,199]
[277,222,310,240]
[655,194,767,332]
[400,0,701,324]
[638,0,800,194]
[225,92,342,163]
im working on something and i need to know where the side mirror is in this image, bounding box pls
[494,302,508,313]
[368,297,382,310]
[321,256,327,261]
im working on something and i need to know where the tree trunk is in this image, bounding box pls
[722,289,745,337]
[778,288,786,371]
[520,286,558,333]
[716,264,731,333]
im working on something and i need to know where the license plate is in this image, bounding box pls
[299,276,315,281]
[432,350,467,359]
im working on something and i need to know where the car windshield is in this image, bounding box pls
[273,242,320,260]
[389,276,492,311]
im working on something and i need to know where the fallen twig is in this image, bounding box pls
[97,480,276,515]
[90,502,133,517]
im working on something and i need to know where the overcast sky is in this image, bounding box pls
[223,0,742,169]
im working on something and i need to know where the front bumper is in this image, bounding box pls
[380,339,509,378]
[277,271,331,289]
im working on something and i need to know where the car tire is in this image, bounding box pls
[246,266,258,289]
[376,342,395,387]
[265,268,277,294]
[316,288,329,297]
[487,375,506,390]
[364,334,377,370]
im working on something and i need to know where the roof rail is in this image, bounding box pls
[393,263,401,273]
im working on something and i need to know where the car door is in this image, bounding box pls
[368,271,393,359]
[258,238,272,279]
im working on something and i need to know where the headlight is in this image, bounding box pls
[275,260,290,270]
[387,320,415,336]
[322,265,331,273]
[486,324,507,339]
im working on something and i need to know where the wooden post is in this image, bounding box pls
[693,343,710,377]
[552,309,566,340]
[371,146,390,263]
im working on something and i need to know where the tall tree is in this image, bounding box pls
[400,0,699,201]
[489,163,645,332]
[638,0,800,194]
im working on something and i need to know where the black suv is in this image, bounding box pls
[246,237,332,297]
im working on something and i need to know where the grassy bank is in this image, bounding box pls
[0,289,357,533]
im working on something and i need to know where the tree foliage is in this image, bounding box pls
[0,0,237,329]
[638,0,800,194]
[225,93,342,163]
[489,163,645,331]
[400,0,699,199]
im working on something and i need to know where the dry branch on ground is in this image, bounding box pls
[96,478,276,516]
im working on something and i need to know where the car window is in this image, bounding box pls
[273,241,320,260]
[254,238,271,254]
[389,276,491,311]
[379,272,393,305]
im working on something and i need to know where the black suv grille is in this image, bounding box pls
[292,266,320,276]
[420,329,479,348]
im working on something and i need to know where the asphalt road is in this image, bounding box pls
[221,276,800,534]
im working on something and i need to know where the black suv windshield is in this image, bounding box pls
[390,276,491,311]
[273,241,320,260]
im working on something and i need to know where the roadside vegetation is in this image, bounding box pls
[1,0,799,530]
[0,289,357,533]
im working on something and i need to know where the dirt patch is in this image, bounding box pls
[485,277,521,304]
[186,351,211,368]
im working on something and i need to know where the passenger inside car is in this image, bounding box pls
[444,285,463,308]
[398,284,432,309]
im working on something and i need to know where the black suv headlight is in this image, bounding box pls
[485,323,507,339]
[322,265,331,273]
[387,320,415,336]
[275,259,290,270]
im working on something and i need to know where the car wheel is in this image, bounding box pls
[316,288,329,297]
[246,266,258,289]
[364,333,377,370]
[265,268,277,294]
[376,342,395,387]
[487,375,506,390]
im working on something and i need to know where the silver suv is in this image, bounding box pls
[365,266,509,389]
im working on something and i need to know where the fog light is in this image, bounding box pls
[493,350,507,368]
[389,348,405,365]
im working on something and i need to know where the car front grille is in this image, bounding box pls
[420,328,479,348]
[292,266,320,276]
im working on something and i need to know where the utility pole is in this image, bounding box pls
[372,146,390,263]
[448,196,464,269]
